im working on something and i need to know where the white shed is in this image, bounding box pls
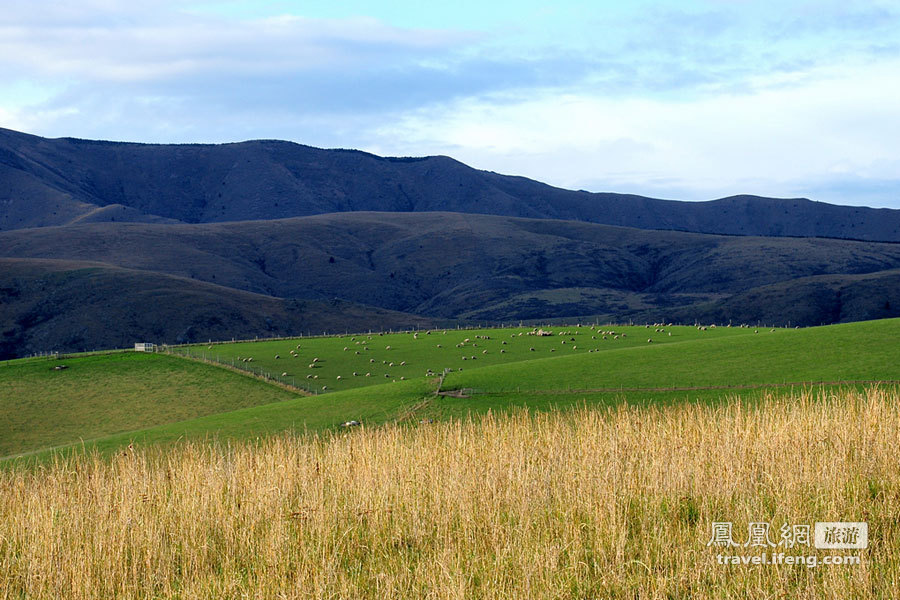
[134,343,156,352]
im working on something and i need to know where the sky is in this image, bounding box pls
[1,0,899,207]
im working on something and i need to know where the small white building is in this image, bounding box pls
[134,343,156,352]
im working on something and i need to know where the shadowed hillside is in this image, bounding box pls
[0,258,436,359]
[3,127,900,241]
[3,212,900,356]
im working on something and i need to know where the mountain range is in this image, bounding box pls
[1,128,898,358]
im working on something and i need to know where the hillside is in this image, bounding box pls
[3,127,900,241]
[2,212,900,356]
[7,319,898,462]
[0,258,436,359]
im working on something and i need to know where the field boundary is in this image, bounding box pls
[451,380,900,396]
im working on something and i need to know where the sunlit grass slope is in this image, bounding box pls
[176,323,758,393]
[0,352,300,457]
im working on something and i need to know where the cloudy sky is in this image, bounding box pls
[2,0,899,207]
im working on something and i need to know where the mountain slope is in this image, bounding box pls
[3,212,900,356]
[0,258,436,359]
[3,127,900,240]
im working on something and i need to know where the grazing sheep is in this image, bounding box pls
[322,386,327,391]
[437,344,442,348]
[306,374,312,379]
[281,372,288,377]
[400,361,406,366]
[482,350,487,354]
[313,375,318,379]
[500,349,506,353]
[309,364,316,369]
[370,358,375,363]
[341,420,360,428]
[647,338,652,343]
[312,357,320,363]
[385,345,391,350]
[275,355,280,359]
[296,344,301,349]
[384,374,390,378]
[530,347,536,352]
[365,372,371,377]
[336,375,342,380]
[400,376,406,380]
[389,362,394,367]
[355,351,360,355]
[343,347,348,351]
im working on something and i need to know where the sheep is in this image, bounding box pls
[437,344,442,348]
[353,372,358,376]
[275,354,280,359]
[370,358,375,363]
[389,362,394,367]
[281,372,288,377]
[355,351,360,355]
[306,374,312,379]
[336,375,342,380]
[322,386,328,391]
[647,338,653,343]
[482,350,487,354]
[312,357,320,363]
[530,347,536,352]
[500,349,506,353]
[400,376,406,380]
[385,345,391,350]
[309,364,316,369]
[343,347,348,351]
[313,375,318,379]
[400,361,406,366]
[365,372,371,377]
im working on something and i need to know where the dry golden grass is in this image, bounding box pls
[2,387,899,599]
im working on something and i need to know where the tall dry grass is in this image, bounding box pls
[2,387,899,599]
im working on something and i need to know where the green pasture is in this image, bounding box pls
[173,323,759,393]
[4,318,899,463]
[0,352,300,457]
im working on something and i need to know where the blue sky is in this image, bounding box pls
[1,0,899,207]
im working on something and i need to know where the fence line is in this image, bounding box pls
[166,347,323,395]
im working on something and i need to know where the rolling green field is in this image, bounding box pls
[0,352,301,457]
[171,323,760,394]
[3,318,899,462]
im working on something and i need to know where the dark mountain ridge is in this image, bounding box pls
[2,127,899,241]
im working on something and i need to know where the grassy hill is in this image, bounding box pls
[5,318,899,462]
[0,352,304,457]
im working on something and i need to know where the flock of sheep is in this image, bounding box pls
[216,322,775,393]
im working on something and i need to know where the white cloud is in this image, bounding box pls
[366,58,900,205]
